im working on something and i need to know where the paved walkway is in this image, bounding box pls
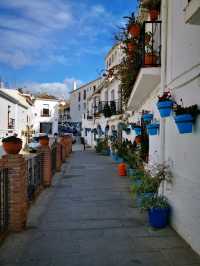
[0,148,200,266]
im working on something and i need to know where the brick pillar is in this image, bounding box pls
[39,146,52,187]
[56,142,62,172]
[2,154,28,232]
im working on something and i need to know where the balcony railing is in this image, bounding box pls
[137,21,162,67]
[93,100,122,117]
[0,168,9,234]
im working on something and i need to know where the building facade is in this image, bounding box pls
[32,95,59,136]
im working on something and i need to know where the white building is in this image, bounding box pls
[127,0,200,255]
[82,43,124,146]
[32,95,59,136]
[0,88,34,155]
[70,78,102,132]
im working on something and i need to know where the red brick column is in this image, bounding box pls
[2,154,28,232]
[39,146,52,187]
[56,142,62,172]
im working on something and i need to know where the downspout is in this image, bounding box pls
[160,0,168,163]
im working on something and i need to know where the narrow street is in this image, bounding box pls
[0,147,200,266]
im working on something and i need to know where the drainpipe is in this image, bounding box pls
[160,0,168,164]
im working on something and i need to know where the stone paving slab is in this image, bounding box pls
[0,148,200,266]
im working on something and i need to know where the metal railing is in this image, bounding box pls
[137,21,162,67]
[8,118,15,129]
[26,153,43,201]
[93,100,122,117]
[51,144,57,175]
[0,168,9,234]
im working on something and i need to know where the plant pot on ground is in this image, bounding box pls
[2,136,22,154]
[144,53,157,65]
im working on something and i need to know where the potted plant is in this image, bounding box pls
[142,111,153,122]
[157,91,173,118]
[142,195,170,228]
[2,136,22,154]
[147,122,160,135]
[173,103,199,134]
[144,41,157,65]
[141,0,161,21]
[124,13,141,38]
[131,123,142,135]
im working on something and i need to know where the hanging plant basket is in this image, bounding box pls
[2,136,22,154]
[149,10,159,21]
[157,100,173,118]
[128,23,141,38]
[174,114,193,134]
[134,126,142,136]
[142,113,153,122]
[147,123,160,136]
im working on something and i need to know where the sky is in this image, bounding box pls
[0,0,137,99]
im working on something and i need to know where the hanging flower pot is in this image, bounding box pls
[147,123,160,136]
[142,113,153,122]
[149,10,159,21]
[128,23,141,38]
[39,135,49,146]
[174,114,193,134]
[135,135,142,144]
[157,100,173,118]
[144,53,157,65]
[2,136,22,154]
[134,126,141,136]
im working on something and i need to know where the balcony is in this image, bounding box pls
[93,101,122,118]
[8,118,15,129]
[127,21,161,111]
[185,0,200,25]
[41,109,51,117]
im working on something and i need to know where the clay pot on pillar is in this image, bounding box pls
[39,136,49,146]
[2,136,22,154]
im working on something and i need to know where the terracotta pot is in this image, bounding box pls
[144,53,157,65]
[39,137,49,146]
[149,10,159,21]
[145,35,151,44]
[3,140,22,154]
[118,163,127,176]
[135,135,142,144]
[128,24,140,38]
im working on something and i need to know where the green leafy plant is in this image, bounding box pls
[157,91,172,102]
[173,103,199,119]
[141,195,169,210]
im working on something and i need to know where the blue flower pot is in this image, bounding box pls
[127,168,136,177]
[136,192,154,208]
[157,101,173,118]
[174,114,193,134]
[134,127,141,136]
[142,113,153,122]
[147,123,160,136]
[148,207,170,228]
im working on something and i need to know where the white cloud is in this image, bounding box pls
[24,78,82,99]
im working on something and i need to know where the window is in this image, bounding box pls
[78,104,81,111]
[78,92,81,102]
[84,90,86,100]
[40,122,52,134]
[41,104,50,117]
[93,86,96,92]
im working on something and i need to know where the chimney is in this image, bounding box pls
[73,81,77,91]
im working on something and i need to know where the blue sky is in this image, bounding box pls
[0,0,137,98]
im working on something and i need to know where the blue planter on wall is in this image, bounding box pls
[174,114,193,134]
[134,127,141,136]
[157,101,173,118]
[148,207,170,228]
[147,123,160,136]
[142,113,153,122]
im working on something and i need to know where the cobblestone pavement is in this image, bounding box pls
[0,148,200,266]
